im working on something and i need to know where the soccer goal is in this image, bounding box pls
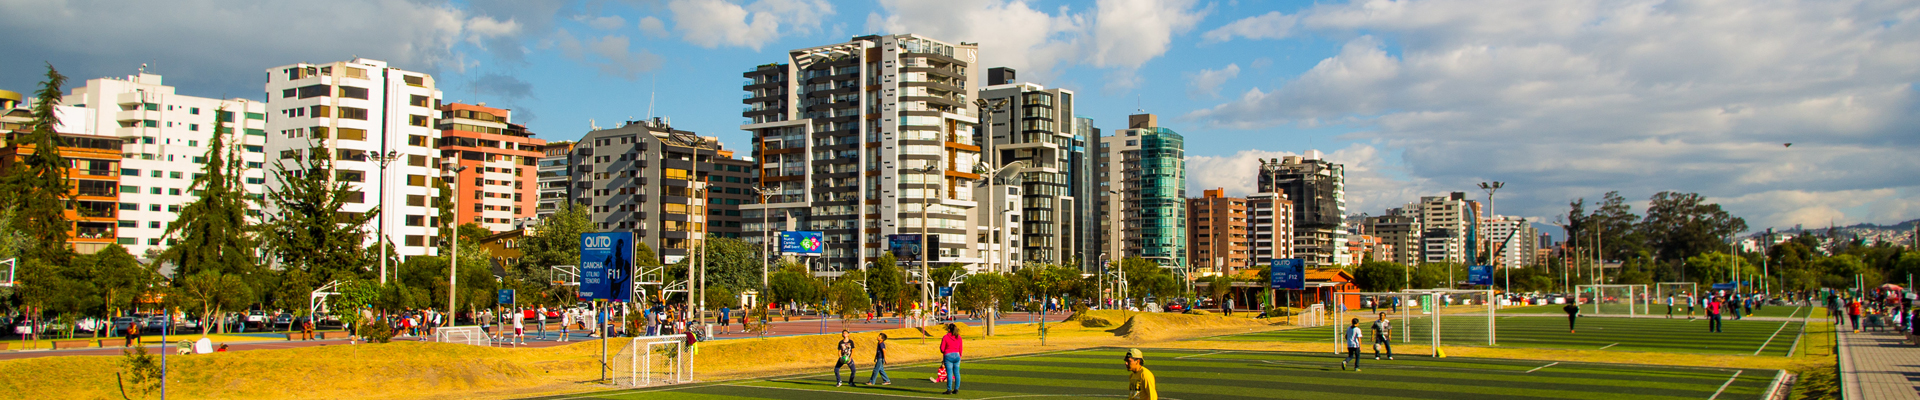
[1419,289,1497,352]
[1331,292,1418,354]
[1576,284,1650,316]
[611,334,689,387]
[0,258,15,287]
[435,326,490,346]
[1654,282,1700,318]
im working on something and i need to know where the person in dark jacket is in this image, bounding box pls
[1563,303,1580,333]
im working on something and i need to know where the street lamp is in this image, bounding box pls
[442,161,467,319]
[1478,181,1503,294]
[752,186,776,322]
[913,164,940,326]
[375,150,402,285]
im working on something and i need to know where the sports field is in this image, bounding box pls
[1500,304,1818,320]
[536,348,1782,400]
[1207,315,1803,356]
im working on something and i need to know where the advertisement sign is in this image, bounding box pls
[578,232,634,302]
[497,289,515,305]
[938,286,953,297]
[1269,259,1304,290]
[1468,265,1493,286]
[779,231,825,256]
[887,234,942,262]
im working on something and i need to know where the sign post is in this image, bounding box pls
[1270,259,1304,325]
[579,232,634,384]
[1468,265,1493,287]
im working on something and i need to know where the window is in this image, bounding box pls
[296,84,329,99]
[402,75,425,87]
[282,88,297,98]
[337,86,369,99]
[664,168,690,180]
[407,195,425,207]
[143,103,158,111]
[405,215,425,226]
[121,168,139,176]
[244,145,263,153]
[409,135,429,147]
[189,124,199,131]
[337,107,368,120]
[409,95,429,107]
[117,238,137,245]
[148,204,160,211]
[309,105,330,117]
[335,128,367,141]
[245,177,264,184]
[409,115,428,127]
[169,171,182,179]
[346,191,365,203]
[147,238,160,245]
[119,203,138,211]
[408,155,427,166]
[408,174,426,186]
[245,112,263,120]
[188,140,199,147]
[167,205,180,212]
[169,189,181,196]
[336,170,365,182]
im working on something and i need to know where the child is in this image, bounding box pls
[867,333,892,385]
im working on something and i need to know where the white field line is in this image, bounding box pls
[1707,370,1742,400]
[1176,351,1227,359]
[1525,362,1560,373]
[1599,343,1619,350]
[722,384,1138,400]
[1755,321,1790,356]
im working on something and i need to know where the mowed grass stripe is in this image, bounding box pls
[1160,353,1740,397]
[1213,316,1800,355]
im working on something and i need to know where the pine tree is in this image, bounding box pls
[5,64,71,263]
[261,140,377,292]
[161,107,259,279]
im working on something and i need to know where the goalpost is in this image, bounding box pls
[1331,292,1417,354]
[1576,285,1650,316]
[1655,283,1700,317]
[612,334,690,387]
[1333,289,1495,357]
[435,326,490,346]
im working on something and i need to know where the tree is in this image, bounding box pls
[827,278,870,319]
[80,245,152,334]
[955,272,1012,324]
[172,271,251,337]
[768,263,820,306]
[260,147,376,294]
[5,64,72,264]
[869,252,906,312]
[669,237,765,298]
[1641,191,1747,264]
[1205,274,1233,310]
[512,202,589,297]
[161,108,262,321]
[1352,261,1408,292]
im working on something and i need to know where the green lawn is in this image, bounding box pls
[1206,315,1803,356]
[537,348,1782,399]
[1501,304,1817,320]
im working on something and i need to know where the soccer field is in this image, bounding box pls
[1206,315,1803,356]
[533,348,1782,400]
[1500,304,1818,320]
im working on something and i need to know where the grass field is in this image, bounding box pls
[1204,315,1803,356]
[538,347,1783,400]
[1498,304,1817,319]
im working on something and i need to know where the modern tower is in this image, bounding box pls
[436,102,545,232]
[1255,152,1347,267]
[1099,114,1187,273]
[978,69,1079,268]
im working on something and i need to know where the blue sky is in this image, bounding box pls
[3,0,1918,233]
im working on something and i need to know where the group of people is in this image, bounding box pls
[826,323,1161,399]
[476,305,596,345]
[1829,289,1920,337]
[1341,313,1397,371]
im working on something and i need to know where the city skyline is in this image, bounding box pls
[1,0,1915,234]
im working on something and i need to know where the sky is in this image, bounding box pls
[2,0,1917,235]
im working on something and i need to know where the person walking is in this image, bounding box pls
[1687,294,1697,320]
[536,305,549,340]
[940,323,964,394]
[720,306,732,335]
[1666,295,1675,319]
[1829,292,1844,326]
[512,308,526,345]
[833,330,859,387]
[1371,312,1393,360]
[1125,348,1157,400]
[866,333,892,386]
[1563,302,1580,333]
[1341,318,1362,371]
[1850,298,1864,333]
[1707,296,1723,333]
[559,309,572,342]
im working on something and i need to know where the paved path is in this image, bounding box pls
[1839,325,1920,400]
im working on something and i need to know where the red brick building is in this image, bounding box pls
[436,103,544,232]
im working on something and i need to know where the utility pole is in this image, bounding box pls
[443,162,466,319]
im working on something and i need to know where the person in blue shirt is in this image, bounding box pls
[720,306,732,334]
[1341,318,1363,372]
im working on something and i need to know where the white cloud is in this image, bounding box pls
[555,29,662,79]
[668,0,834,50]
[1187,143,1433,218]
[582,15,627,31]
[1202,10,1295,43]
[1186,63,1239,98]
[1187,0,1920,229]
[866,0,1207,85]
[466,15,523,46]
[638,16,670,38]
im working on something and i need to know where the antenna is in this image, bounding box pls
[139,63,148,74]
[1136,95,1143,113]
[647,74,657,119]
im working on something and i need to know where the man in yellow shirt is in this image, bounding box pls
[1125,348,1157,400]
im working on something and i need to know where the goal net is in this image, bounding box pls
[1576,285,1649,316]
[611,334,689,387]
[435,326,489,346]
[1654,283,1700,317]
[1334,290,1495,356]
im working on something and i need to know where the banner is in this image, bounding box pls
[1269,259,1304,290]
[579,232,634,302]
[887,234,941,262]
[779,231,825,256]
[1468,265,1493,286]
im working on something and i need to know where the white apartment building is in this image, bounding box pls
[1484,216,1538,267]
[263,58,443,259]
[1419,193,1473,264]
[59,72,268,257]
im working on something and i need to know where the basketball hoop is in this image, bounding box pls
[0,258,16,287]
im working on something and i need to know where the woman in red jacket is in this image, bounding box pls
[939,323,963,395]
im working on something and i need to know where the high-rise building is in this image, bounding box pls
[741,34,985,271]
[576,119,752,263]
[534,140,576,217]
[1070,116,1099,272]
[1484,216,1537,267]
[1247,192,1294,266]
[1418,192,1472,264]
[1364,212,1421,265]
[263,58,443,258]
[979,71,1079,268]
[0,95,124,254]
[1187,188,1247,275]
[1255,152,1347,266]
[1099,114,1187,272]
[57,72,270,256]
[436,103,545,232]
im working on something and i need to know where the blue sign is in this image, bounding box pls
[779,231,825,256]
[887,234,941,262]
[579,232,634,302]
[1468,265,1493,286]
[1711,283,1736,291]
[1269,259,1304,290]
[497,289,515,305]
[938,286,953,297]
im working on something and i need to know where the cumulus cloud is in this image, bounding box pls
[1186,63,1239,98]
[1188,143,1436,220]
[1187,0,1920,229]
[867,0,1208,85]
[638,16,670,38]
[555,29,662,79]
[668,0,834,50]
[582,15,627,31]
[0,0,483,98]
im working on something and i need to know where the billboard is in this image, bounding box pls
[497,289,515,305]
[1468,265,1493,286]
[578,232,634,302]
[1269,259,1304,290]
[779,231,825,256]
[887,234,941,262]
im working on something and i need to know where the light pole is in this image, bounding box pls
[753,186,775,314]
[914,164,939,325]
[1479,181,1503,294]
[1097,253,1110,310]
[375,150,401,284]
[442,161,466,318]
[973,160,1023,337]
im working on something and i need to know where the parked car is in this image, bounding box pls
[272,314,293,331]
[111,317,138,335]
[246,310,269,327]
[1164,301,1187,313]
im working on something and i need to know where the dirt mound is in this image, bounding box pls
[1084,310,1265,342]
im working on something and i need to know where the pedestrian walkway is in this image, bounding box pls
[1839,328,1920,400]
